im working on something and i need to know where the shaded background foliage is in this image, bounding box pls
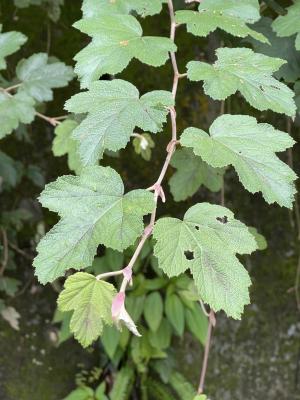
[0,0,300,399]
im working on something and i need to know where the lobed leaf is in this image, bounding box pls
[65,79,173,166]
[58,272,116,347]
[16,53,74,102]
[187,47,296,117]
[73,14,176,88]
[176,0,267,43]
[272,0,300,51]
[53,119,83,175]
[180,114,297,208]
[82,0,164,18]
[153,202,257,319]
[0,25,27,70]
[169,148,224,201]
[0,92,35,139]
[33,166,154,283]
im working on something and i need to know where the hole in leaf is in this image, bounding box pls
[216,216,228,224]
[184,250,194,260]
[259,85,265,92]
[195,225,200,230]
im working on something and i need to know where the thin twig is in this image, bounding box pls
[112,0,182,295]
[197,310,215,394]
[4,83,21,92]
[0,87,63,127]
[0,228,8,276]
[8,242,32,260]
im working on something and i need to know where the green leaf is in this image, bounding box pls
[180,114,296,208]
[16,53,73,102]
[74,14,176,88]
[169,372,197,400]
[144,292,163,331]
[248,227,267,251]
[109,366,135,400]
[53,119,83,175]
[0,151,22,189]
[33,166,154,284]
[26,164,45,187]
[153,202,257,319]
[62,386,94,400]
[0,25,27,70]
[272,1,300,51]
[101,325,121,359]
[193,396,207,400]
[148,318,172,350]
[176,0,267,43]
[95,383,108,400]
[58,272,116,347]
[65,80,173,165]
[0,277,21,297]
[245,17,300,83]
[187,47,296,117]
[82,0,164,17]
[185,303,208,345]
[169,148,224,201]
[52,309,72,345]
[0,92,35,139]
[165,293,185,336]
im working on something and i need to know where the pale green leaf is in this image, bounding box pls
[58,272,116,347]
[53,119,83,174]
[0,25,27,70]
[153,203,257,318]
[169,148,224,201]
[74,14,176,88]
[272,1,300,50]
[180,114,296,208]
[33,166,154,283]
[176,0,267,43]
[144,292,163,331]
[65,80,173,165]
[16,53,73,102]
[133,133,155,161]
[0,92,35,139]
[62,386,94,400]
[248,227,267,251]
[165,293,185,336]
[82,0,164,17]
[187,47,296,117]
[245,17,300,83]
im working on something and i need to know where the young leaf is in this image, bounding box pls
[169,148,224,201]
[187,47,296,117]
[165,293,185,336]
[144,292,163,331]
[58,272,116,347]
[65,80,173,166]
[53,119,83,175]
[0,25,27,70]
[180,114,297,208]
[16,53,73,102]
[0,92,35,139]
[74,14,176,88]
[82,0,164,18]
[62,386,94,400]
[33,166,154,284]
[272,1,300,51]
[153,203,257,319]
[176,0,267,43]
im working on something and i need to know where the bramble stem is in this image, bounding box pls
[115,0,181,295]
[197,311,216,394]
[0,228,8,276]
